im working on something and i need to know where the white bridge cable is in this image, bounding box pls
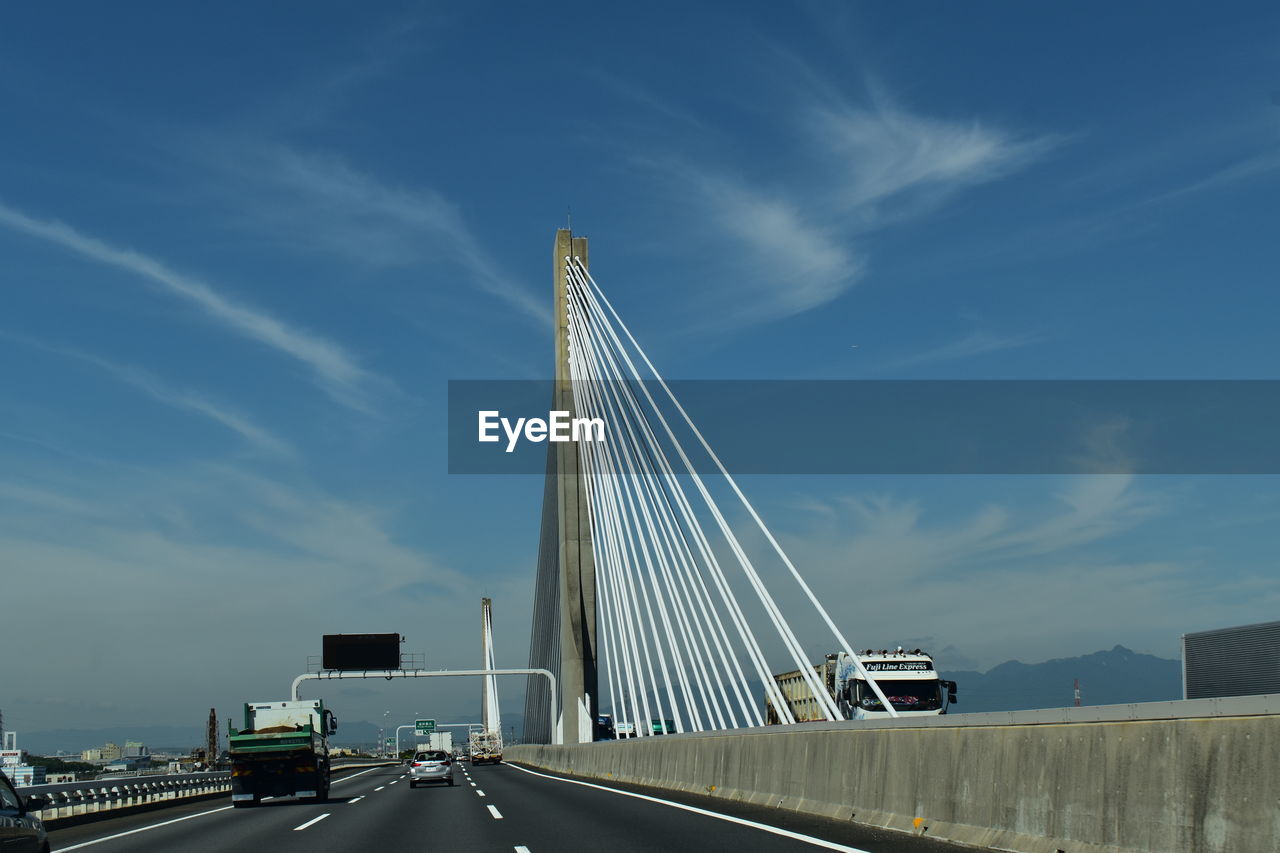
[570,259,898,719]
[569,328,652,734]
[567,263,821,724]
[568,310,670,733]
[574,404,642,738]
[569,292,691,732]
[569,263,842,722]
[566,270,757,728]
[566,262,775,727]
[568,284,732,732]
[580,434,639,735]
[568,271,733,730]
[565,263,786,727]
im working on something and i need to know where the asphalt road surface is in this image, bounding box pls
[48,761,975,852]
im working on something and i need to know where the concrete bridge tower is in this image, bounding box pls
[525,228,598,744]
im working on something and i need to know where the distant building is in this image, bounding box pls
[83,742,123,762]
[122,741,150,759]
[1183,619,1280,699]
[7,766,46,786]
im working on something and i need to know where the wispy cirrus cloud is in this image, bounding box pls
[876,330,1045,372]
[0,199,383,413]
[2,334,292,456]
[662,86,1055,328]
[200,146,546,323]
[776,476,1197,667]
[687,173,865,322]
[88,357,293,458]
[809,97,1056,216]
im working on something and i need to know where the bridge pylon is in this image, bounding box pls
[525,228,598,745]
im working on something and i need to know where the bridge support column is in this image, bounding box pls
[553,228,597,745]
[523,229,599,745]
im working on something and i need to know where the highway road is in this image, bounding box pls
[48,761,973,852]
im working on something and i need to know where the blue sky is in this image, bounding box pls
[1,1,1278,734]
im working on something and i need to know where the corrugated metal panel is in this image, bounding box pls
[1182,620,1280,699]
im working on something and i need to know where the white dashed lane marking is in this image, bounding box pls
[293,814,330,831]
[487,805,504,819]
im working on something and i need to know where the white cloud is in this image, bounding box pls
[206,146,547,323]
[808,476,1158,576]
[0,464,525,729]
[691,175,866,322]
[2,335,292,456]
[659,90,1054,329]
[877,330,1045,372]
[0,199,382,412]
[770,476,1206,667]
[810,99,1054,214]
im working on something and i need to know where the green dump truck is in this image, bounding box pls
[229,699,337,806]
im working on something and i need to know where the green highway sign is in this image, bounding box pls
[384,737,394,746]
[415,719,436,735]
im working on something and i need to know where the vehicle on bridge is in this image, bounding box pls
[0,769,48,853]
[228,699,337,806]
[766,649,958,722]
[408,750,455,787]
[468,729,503,764]
[421,731,454,755]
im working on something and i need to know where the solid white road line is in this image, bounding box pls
[487,805,504,819]
[55,806,234,851]
[505,763,875,853]
[293,813,330,831]
[332,767,383,785]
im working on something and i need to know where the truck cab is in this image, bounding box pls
[836,650,958,719]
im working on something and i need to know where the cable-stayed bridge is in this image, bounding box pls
[511,228,1279,853]
[25,230,1278,853]
[524,229,898,746]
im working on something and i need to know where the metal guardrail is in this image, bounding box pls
[21,771,230,818]
[20,761,395,820]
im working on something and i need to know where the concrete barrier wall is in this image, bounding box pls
[509,698,1280,853]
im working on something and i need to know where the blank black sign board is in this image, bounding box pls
[323,633,401,671]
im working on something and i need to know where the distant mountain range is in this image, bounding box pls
[16,648,1179,753]
[941,645,1181,713]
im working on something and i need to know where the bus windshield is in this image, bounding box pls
[857,679,942,711]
